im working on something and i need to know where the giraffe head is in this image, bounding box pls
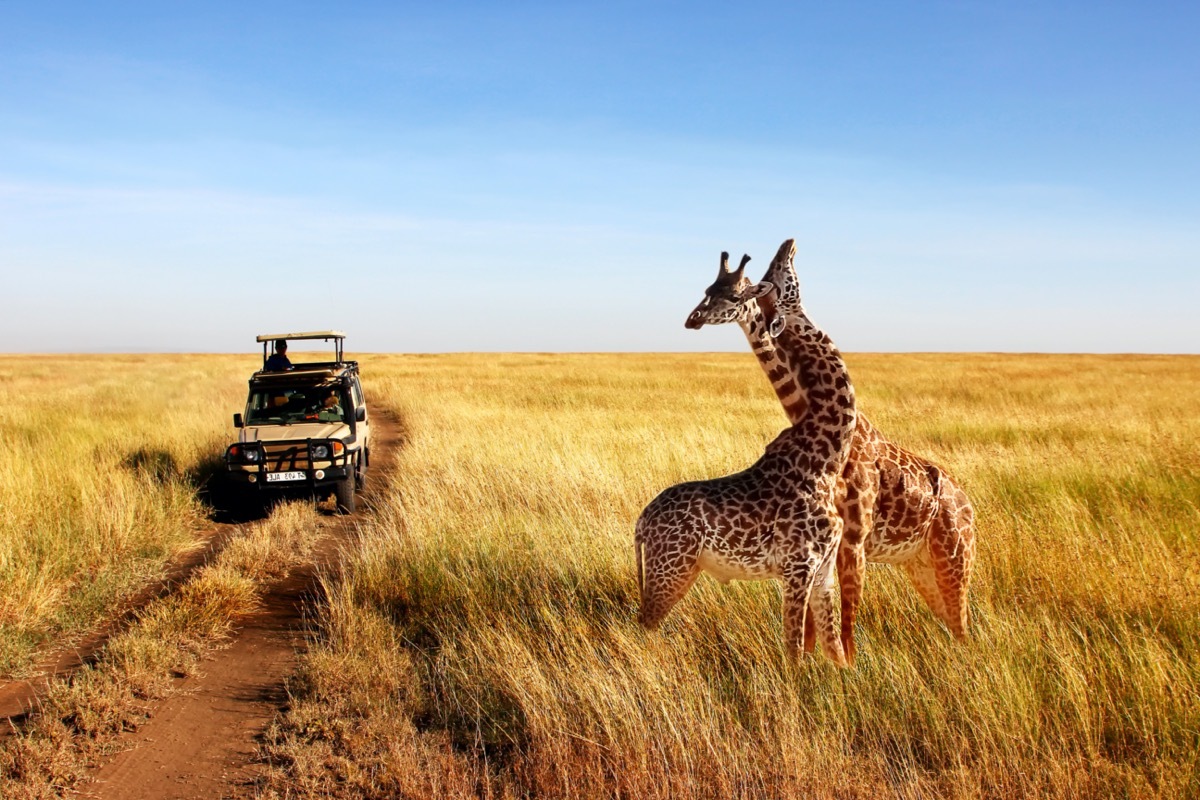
[684,251,755,330]
[742,239,801,338]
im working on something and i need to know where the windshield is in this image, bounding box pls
[246,386,349,425]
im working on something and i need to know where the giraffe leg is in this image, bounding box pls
[637,544,702,630]
[781,565,817,661]
[837,472,876,664]
[782,508,848,667]
[927,486,975,640]
[803,600,816,654]
[836,542,866,665]
[807,546,847,667]
[902,546,950,627]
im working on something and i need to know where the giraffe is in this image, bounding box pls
[635,255,858,666]
[685,240,976,661]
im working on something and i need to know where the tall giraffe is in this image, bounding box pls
[635,257,858,666]
[686,240,976,659]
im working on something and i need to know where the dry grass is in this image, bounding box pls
[0,353,258,676]
[255,353,1200,799]
[2,352,1196,798]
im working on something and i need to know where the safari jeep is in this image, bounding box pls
[225,331,370,513]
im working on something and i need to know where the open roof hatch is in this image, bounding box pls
[256,330,346,369]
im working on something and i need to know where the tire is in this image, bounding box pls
[333,474,356,514]
[254,492,274,518]
[354,451,367,491]
[230,485,269,520]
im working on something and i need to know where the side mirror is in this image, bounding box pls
[355,407,366,423]
[233,413,244,428]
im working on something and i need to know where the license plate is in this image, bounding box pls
[266,471,306,483]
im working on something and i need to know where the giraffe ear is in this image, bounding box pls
[741,281,776,300]
[768,313,787,339]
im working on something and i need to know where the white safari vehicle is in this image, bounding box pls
[225,331,370,513]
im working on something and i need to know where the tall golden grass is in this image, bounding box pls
[259,353,1200,799]
[2,352,1197,797]
[0,354,255,675]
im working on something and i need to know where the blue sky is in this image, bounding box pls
[2,1,1197,352]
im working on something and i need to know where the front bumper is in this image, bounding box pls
[225,438,355,491]
[226,463,352,490]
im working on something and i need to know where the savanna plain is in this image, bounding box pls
[1,352,1197,799]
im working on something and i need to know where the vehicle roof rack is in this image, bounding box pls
[256,330,345,343]
[257,330,348,369]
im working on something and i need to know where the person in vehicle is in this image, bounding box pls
[264,340,292,371]
[312,391,344,422]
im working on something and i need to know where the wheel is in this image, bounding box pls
[333,474,355,514]
[354,451,367,491]
[229,485,270,520]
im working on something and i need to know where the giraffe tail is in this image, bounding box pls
[926,462,967,561]
[924,463,942,498]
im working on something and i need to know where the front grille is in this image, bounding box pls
[262,442,311,471]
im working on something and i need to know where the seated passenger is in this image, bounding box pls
[264,340,293,371]
[314,392,344,421]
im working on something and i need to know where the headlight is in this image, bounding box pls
[311,444,330,459]
[244,448,262,463]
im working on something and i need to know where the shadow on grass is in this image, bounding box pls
[122,446,271,524]
[123,447,180,483]
[191,453,274,524]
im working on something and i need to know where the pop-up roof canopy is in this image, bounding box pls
[256,331,347,369]
[256,330,345,343]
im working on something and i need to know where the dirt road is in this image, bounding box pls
[0,525,245,727]
[6,414,403,799]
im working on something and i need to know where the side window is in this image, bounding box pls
[351,378,364,408]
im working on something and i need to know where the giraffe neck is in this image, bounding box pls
[736,298,807,425]
[768,300,856,472]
